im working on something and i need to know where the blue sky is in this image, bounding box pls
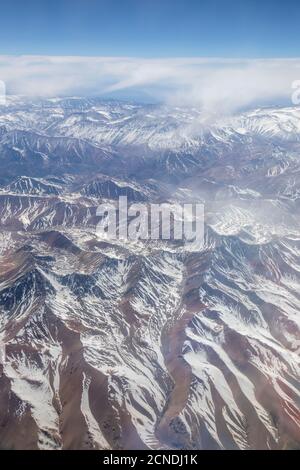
[0,1,299,108]
[0,0,299,57]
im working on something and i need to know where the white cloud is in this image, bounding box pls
[0,55,300,114]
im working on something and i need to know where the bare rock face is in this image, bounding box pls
[0,97,299,450]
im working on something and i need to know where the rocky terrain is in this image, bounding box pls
[0,97,299,450]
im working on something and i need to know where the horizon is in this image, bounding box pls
[1,0,300,456]
[1,55,300,113]
[1,1,300,111]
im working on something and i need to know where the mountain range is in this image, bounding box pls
[0,97,299,450]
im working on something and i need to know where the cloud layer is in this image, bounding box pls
[0,55,300,113]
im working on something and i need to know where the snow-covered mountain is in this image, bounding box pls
[1,97,300,150]
[0,97,299,450]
